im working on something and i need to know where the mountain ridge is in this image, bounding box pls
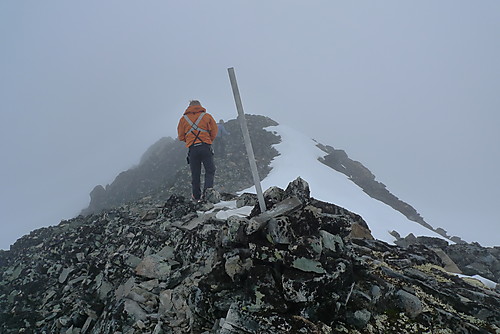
[1,178,499,333]
[82,114,461,244]
[1,114,499,333]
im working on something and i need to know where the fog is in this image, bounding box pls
[1,1,499,250]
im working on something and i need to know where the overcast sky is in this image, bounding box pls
[1,1,499,250]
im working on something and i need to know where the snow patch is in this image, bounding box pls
[203,200,254,220]
[454,273,498,289]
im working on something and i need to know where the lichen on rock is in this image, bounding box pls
[0,178,499,333]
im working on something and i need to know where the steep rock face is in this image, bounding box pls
[1,179,499,334]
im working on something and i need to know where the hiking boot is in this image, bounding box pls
[191,195,203,203]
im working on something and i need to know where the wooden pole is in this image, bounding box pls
[227,67,267,213]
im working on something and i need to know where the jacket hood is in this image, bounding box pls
[184,105,206,115]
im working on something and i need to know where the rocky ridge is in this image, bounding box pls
[1,178,499,333]
[82,114,464,245]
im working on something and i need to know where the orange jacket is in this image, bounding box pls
[177,105,218,147]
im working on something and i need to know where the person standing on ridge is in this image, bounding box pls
[214,119,230,158]
[177,100,218,201]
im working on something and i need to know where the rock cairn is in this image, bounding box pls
[1,178,499,333]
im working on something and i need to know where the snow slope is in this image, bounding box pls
[243,124,448,245]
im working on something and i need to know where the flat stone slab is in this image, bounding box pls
[246,197,302,235]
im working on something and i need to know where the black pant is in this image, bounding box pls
[188,143,216,199]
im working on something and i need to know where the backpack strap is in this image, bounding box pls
[184,112,208,147]
[184,112,208,135]
[190,129,203,147]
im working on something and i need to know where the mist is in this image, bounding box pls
[1,1,499,250]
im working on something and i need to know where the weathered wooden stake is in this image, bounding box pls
[227,67,266,213]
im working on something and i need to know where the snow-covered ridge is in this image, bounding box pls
[243,124,448,245]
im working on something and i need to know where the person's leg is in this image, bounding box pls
[220,139,226,158]
[189,146,203,199]
[202,144,216,192]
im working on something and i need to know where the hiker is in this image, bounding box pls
[177,100,218,201]
[214,119,230,158]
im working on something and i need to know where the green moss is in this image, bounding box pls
[384,307,401,321]
[274,250,283,260]
[413,264,451,283]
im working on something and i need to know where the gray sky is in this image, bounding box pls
[1,1,499,250]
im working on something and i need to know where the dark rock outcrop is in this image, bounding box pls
[1,179,499,333]
[316,144,430,228]
[393,234,500,284]
[446,243,500,284]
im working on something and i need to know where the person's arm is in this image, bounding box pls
[177,118,186,142]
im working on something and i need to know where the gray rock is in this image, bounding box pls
[204,188,221,204]
[403,233,418,246]
[291,257,325,274]
[266,217,293,244]
[246,197,302,235]
[58,267,73,284]
[219,303,260,334]
[396,289,423,318]
[263,186,285,206]
[431,248,462,274]
[224,254,253,281]
[135,255,173,279]
[284,177,310,204]
[141,210,158,221]
[371,285,382,303]
[347,309,371,328]
[416,236,449,249]
[320,229,344,253]
[222,216,247,247]
[115,277,136,300]
[125,254,142,268]
[152,323,163,334]
[124,299,148,321]
[236,193,257,208]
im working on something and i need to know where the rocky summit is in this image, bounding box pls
[1,178,499,334]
